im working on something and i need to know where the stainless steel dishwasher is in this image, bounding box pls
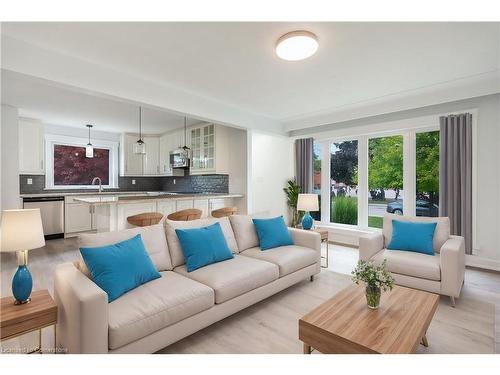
[23,196,65,240]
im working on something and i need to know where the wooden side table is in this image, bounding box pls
[0,289,57,354]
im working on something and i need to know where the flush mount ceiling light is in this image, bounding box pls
[276,30,318,61]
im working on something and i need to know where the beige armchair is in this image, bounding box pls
[359,213,465,307]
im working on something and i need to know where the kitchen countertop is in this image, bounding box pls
[20,191,243,199]
[73,192,244,204]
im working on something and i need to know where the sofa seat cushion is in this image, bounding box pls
[108,271,214,349]
[372,249,441,281]
[174,255,279,304]
[241,245,318,277]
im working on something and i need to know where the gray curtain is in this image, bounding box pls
[295,138,314,193]
[439,113,473,254]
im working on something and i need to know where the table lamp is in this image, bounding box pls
[297,194,319,230]
[1,209,45,304]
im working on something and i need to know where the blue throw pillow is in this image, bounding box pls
[175,222,234,272]
[387,220,437,256]
[252,216,294,250]
[80,234,161,302]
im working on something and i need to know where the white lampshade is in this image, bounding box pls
[1,209,45,252]
[297,194,319,212]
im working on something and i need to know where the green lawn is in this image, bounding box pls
[368,216,383,228]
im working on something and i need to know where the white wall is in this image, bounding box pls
[292,94,500,267]
[226,127,248,214]
[1,104,20,209]
[249,131,294,221]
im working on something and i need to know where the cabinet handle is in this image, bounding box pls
[157,165,160,174]
[40,160,43,170]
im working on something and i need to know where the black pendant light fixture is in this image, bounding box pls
[181,116,191,156]
[134,106,146,154]
[85,124,94,158]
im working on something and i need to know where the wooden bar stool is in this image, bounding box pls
[167,208,202,221]
[211,207,238,218]
[127,212,164,227]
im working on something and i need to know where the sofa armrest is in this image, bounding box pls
[440,235,465,298]
[54,262,109,353]
[288,228,321,253]
[359,232,384,261]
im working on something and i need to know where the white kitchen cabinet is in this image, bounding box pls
[157,200,176,217]
[208,198,234,215]
[159,133,172,175]
[176,199,194,211]
[189,123,230,175]
[193,199,209,218]
[143,136,160,175]
[121,133,144,176]
[19,120,45,175]
[116,201,157,230]
[65,203,92,234]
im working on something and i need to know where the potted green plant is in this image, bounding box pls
[283,180,303,227]
[351,259,395,309]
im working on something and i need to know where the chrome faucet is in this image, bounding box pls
[91,177,103,193]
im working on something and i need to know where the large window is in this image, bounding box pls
[45,134,119,189]
[54,145,110,185]
[330,140,358,225]
[317,121,447,230]
[368,135,404,228]
[416,131,440,217]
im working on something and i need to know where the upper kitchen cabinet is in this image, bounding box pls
[190,123,229,175]
[121,133,144,176]
[143,136,160,175]
[159,128,184,176]
[19,120,45,175]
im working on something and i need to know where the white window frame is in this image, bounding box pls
[314,109,478,253]
[45,134,119,190]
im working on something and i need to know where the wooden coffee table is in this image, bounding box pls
[299,284,439,354]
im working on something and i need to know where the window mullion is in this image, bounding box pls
[403,131,416,216]
[357,136,368,228]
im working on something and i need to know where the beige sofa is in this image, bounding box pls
[359,213,465,307]
[54,215,321,353]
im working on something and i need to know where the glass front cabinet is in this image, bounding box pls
[190,123,215,173]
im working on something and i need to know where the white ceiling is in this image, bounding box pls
[2,22,499,132]
[1,70,201,134]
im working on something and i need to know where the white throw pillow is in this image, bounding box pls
[229,215,260,252]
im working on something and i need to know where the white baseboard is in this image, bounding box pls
[465,255,500,272]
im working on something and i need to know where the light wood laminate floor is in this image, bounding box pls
[1,238,499,353]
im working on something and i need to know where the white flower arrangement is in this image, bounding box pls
[351,259,395,291]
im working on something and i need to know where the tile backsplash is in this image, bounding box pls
[20,174,229,195]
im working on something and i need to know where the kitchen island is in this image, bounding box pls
[67,192,243,234]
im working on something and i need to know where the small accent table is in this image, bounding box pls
[295,226,329,268]
[0,289,58,354]
[311,228,329,268]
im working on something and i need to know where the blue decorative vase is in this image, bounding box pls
[12,265,33,304]
[302,212,313,230]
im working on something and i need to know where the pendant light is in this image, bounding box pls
[181,116,191,157]
[85,124,94,158]
[134,106,146,154]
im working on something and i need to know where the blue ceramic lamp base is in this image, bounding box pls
[301,212,314,230]
[12,250,33,305]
